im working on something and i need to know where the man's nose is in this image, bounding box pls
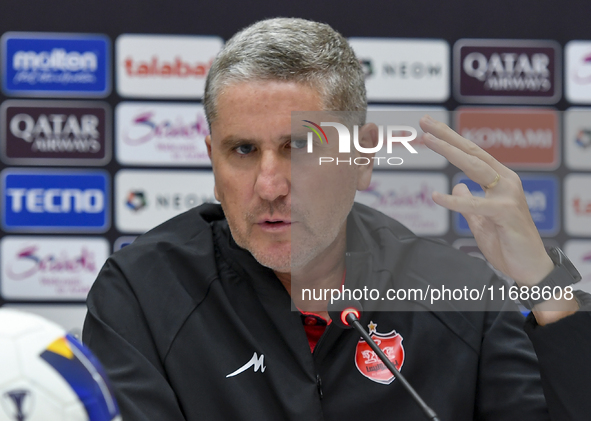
[254,150,290,202]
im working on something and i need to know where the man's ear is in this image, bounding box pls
[205,134,220,202]
[205,134,213,160]
[356,122,379,191]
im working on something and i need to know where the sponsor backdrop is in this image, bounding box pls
[0,0,590,330]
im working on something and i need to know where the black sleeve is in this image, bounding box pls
[475,307,550,421]
[83,259,186,421]
[524,293,591,421]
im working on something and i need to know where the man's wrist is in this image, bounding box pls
[518,247,582,311]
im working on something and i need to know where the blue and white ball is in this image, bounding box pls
[0,308,121,421]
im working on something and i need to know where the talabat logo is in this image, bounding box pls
[0,236,108,300]
[1,100,111,166]
[1,32,110,97]
[115,102,210,166]
[565,41,591,103]
[302,120,417,166]
[455,108,559,169]
[454,39,561,104]
[1,170,110,232]
[349,38,449,102]
[116,34,223,98]
[453,174,558,236]
[565,174,591,236]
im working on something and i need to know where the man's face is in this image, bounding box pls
[206,81,373,273]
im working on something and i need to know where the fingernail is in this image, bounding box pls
[423,114,434,124]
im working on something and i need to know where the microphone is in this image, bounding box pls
[328,299,441,421]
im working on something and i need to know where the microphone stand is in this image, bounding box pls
[346,312,441,421]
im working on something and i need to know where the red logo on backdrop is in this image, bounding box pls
[455,108,559,169]
[355,321,404,385]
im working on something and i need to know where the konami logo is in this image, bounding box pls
[455,108,559,169]
[116,34,224,98]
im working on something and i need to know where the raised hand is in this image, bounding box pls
[419,115,578,323]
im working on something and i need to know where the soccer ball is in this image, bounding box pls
[0,308,121,421]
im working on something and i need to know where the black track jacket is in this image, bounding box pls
[84,203,591,420]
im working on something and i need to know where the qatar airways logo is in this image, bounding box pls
[454,39,560,104]
[303,120,417,166]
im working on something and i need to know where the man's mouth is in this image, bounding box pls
[257,219,292,231]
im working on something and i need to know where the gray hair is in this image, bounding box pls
[203,18,367,130]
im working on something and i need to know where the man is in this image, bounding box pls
[84,18,591,420]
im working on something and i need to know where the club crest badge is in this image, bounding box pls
[355,321,404,385]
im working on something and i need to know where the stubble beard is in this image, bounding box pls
[224,200,345,273]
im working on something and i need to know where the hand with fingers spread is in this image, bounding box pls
[419,115,579,324]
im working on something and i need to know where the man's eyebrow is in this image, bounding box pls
[219,136,258,149]
[219,134,293,148]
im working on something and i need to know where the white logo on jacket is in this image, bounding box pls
[226,352,266,378]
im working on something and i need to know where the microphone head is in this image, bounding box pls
[328,299,363,329]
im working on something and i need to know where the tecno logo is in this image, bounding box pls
[302,120,417,166]
[455,108,559,169]
[6,188,104,213]
[1,100,111,165]
[116,34,223,98]
[1,170,110,232]
[454,39,561,104]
